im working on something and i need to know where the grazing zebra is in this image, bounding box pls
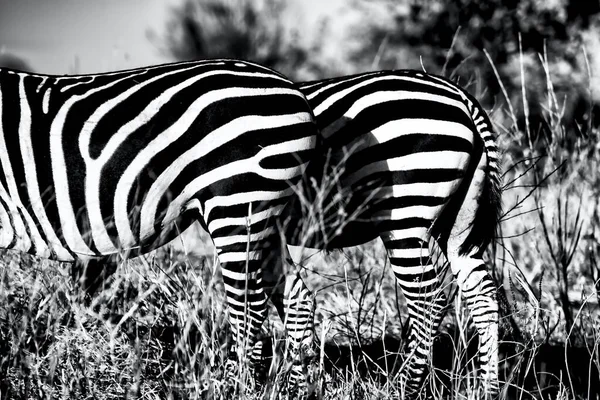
[259,70,502,396]
[0,59,318,384]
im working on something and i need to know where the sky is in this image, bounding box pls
[0,0,345,75]
[0,0,178,74]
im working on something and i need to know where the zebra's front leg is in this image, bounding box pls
[381,230,447,398]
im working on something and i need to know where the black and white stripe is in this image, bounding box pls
[0,59,318,378]
[262,70,502,395]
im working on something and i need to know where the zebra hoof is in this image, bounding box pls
[275,362,308,398]
[223,357,265,397]
[222,359,239,393]
[477,380,500,399]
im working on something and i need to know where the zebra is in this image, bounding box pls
[0,59,319,387]
[256,70,502,397]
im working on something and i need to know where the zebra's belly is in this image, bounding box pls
[74,210,200,262]
[0,193,196,263]
[127,213,198,257]
[0,217,41,257]
[0,192,67,260]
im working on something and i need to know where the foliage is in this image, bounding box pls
[154,0,328,81]
[349,0,600,140]
[158,0,600,140]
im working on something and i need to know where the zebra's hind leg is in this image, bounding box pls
[261,255,316,395]
[444,152,500,397]
[281,272,316,391]
[220,258,269,394]
[380,228,447,398]
[446,253,499,397]
[212,230,275,393]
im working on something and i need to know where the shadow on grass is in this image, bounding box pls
[118,319,600,399]
[246,331,600,399]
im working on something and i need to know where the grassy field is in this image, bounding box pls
[1,219,598,399]
[1,70,600,399]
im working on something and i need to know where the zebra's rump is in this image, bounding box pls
[0,60,317,262]
[286,70,498,252]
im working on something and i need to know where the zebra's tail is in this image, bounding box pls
[458,91,502,256]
